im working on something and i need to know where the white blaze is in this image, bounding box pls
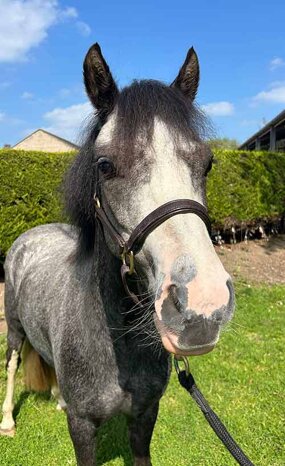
[95,114,230,320]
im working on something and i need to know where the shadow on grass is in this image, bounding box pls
[13,391,30,420]
[97,415,133,466]
[13,390,51,421]
[13,390,133,466]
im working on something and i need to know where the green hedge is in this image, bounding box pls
[207,150,285,226]
[0,149,75,261]
[0,148,285,261]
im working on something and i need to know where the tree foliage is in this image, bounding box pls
[208,138,239,150]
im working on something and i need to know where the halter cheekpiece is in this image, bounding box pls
[94,160,212,304]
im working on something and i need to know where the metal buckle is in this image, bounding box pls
[174,355,190,377]
[121,249,135,275]
[94,195,101,208]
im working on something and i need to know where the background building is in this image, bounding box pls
[12,129,79,152]
[239,110,285,152]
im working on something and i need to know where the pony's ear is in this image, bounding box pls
[83,43,119,115]
[171,47,200,101]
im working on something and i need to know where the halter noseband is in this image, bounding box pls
[94,162,211,305]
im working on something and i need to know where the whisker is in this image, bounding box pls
[112,301,155,342]
[121,299,149,314]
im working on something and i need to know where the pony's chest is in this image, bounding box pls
[101,370,167,419]
[118,349,171,416]
[91,382,133,418]
[92,351,170,419]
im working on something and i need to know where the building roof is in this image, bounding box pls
[12,129,79,150]
[239,109,285,149]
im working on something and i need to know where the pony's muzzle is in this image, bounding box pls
[154,279,234,356]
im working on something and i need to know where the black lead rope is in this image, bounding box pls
[174,359,255,466]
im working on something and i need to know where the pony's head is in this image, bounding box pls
[66,43,234,356]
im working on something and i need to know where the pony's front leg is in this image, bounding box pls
[129,402,159,466]
[67,409,97,466]
[0,349,20,437]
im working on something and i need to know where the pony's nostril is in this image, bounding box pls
[169,285,179,306]
[168,284,187,313]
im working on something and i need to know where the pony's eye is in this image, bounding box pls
[97,157,116,178]
[205,156,214,176]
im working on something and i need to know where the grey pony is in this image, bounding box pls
[0,43,234,466]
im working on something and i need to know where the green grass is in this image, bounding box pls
[0,283,284,465]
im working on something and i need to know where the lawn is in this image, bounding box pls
[0,282,284,466]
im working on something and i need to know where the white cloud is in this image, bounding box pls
[269,57,285,71]
[240,119,259,127]
[253,84,285,104]
[269,80,285,88]
[0,81,11,90]
[0,1,90,63]
[76,21,92,37]
[0,111,25,126]
[201,101,234,116]
[60,6,78,19]
[43,102,93,142]
[21,91,34,100]
[58,88,71,98]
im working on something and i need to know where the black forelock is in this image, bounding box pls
[115,79,208,146]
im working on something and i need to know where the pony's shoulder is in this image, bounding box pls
[5,223,79,271]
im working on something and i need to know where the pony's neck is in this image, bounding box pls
[91,229,163,360]
[92,230,150,316]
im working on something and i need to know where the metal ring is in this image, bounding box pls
[121,250,135,275]
[127,251,134,275]
[174,356,190,376]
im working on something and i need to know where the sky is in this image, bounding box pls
[0,0,285,147]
